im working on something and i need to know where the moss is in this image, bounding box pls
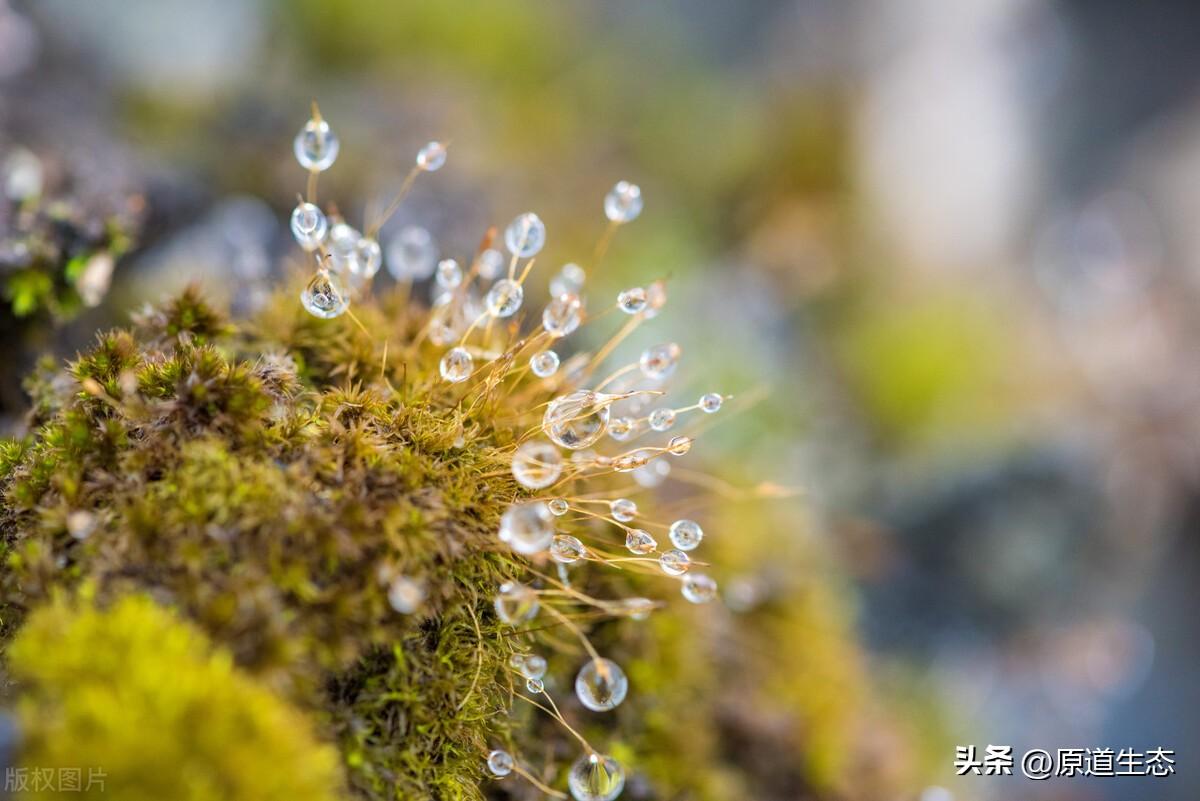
[0,284,879,800]
[8,591,343,801]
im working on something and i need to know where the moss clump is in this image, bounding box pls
[0,283,880,800]
[8,590,343,801]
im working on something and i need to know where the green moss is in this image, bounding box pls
[0,285,879,800]
[8,591,343,801]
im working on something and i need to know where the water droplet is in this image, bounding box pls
[622,597,655,620]
[387,575,425,614]
[568,753,625,801]
[504,212,546,258]
[659,548,690,576]
[639,342,681,381]
[436,258,462,289]
[617,287,647,314]
[543,292,583,337]
[509,653,528,671]
[511,441,563,489]
[668,519,703,551]
[612,451,650,472]
[682,573,718,604]
[550,262,586,297]
[525,677,544,693]
[416,141,447,171]
[66,510,96,540]
[487,749,514,777]
[439,346,474,383]
[699,392,723,413]
[356,236,382,278]
[530,350,560,377]
[494,581,539,624]
[499,502,555,554]
[478,248,505,280]
[543,391,611,450]
[290,202,327,251]
[624,529,656,555]
[610,498,637,522]
[327,222,361,273]
[604,181,643,223]
[608,416,636,442]
[519,654,547,679]
[386,225,438,281]
[648,407,676,432]
[548,498,570,516]
[667,436,692,456]
[301,270,350,319]
[294,116,339,171]
[486,278,524,317]
[575,657,628,712]
[550,534,586,564]
[643,279,668,318]
[633,457,670,488]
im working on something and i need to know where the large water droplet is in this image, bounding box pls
[604,181,643,224]
[543,292,583,337]
[301,271,350,319]
[681,573,718,604]
[511,441,563,489]
[494,581,539,624]
[543,391,611,450]
[551,534,586,564]
[638,342,681,381]
[574,657,628,711]
[439,347,474,383]
[290,202,327,251]
[624,529,656,555]
[486,278,524,317]
[499,502,555,554]
[568,753,625,801]
[294,117,339,171]
[487,749,514,777]
[386,225,438,281]
[504,212,546,258]
[668,519,703,551]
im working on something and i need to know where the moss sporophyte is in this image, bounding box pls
[0,104,785,801]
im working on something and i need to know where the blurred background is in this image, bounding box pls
[1,1,1196,799]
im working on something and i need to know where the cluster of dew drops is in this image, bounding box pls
[289,106,727,801]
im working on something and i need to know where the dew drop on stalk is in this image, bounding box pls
[550,262,586,297]
[525,677,544,693]
[543,390,611,450]
[638,342,681,380]
[550,534,586,564]
[682,573,718,604]
[668,519,703,551]
[301,270,350,319]
[386,224,438,281]
[511,440,563,489]
[574,657,628,712]
[604,180,643,223]
[504,212,546,258]
[530,349,560,377]
[486,278,524,317]
[416,141,447,171]
[659,548,690,576]
[499,501,556,554]
[568,753,625,801]
[439,346,473,383]
[355,236,382,278]
[648,407,676,432]
[543,292,583,337]
[494,581,539,624]
[699,392,723,413]
[519,654,547,679]
[436,258,462,288]
[327,222,361,274]
[617,287,647,314]
[610,498,637,522]
[290,202,327,251]
[624,529,656,555]
[608,416,635,442]
[548,498,570,516]
[667,436,693,456]
[294,116,339,171]
[487,750,514,777]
